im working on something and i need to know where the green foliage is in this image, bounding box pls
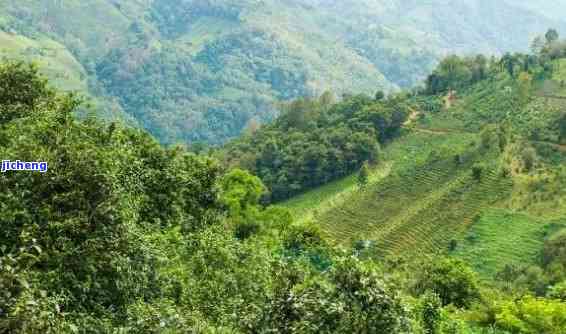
[548,281,566,301]
[496,296,566,334]
[472,163,486,181]
[455,210,555,279]
[3,17,566,331]
[542,229,566,269]
[414,258,481,308]
[1,0,563,144]
[219,168,266,217]
[309,128,508,254]
[222,93,407,201]
[418,293,443,334]
[0,61,56,124]
[263,257,410,333]
[0,62,224,331]
[425,55,491,95]
[357,161,370,189]
[546,29,560,45]
[283,222,326,254]
[558,113,566,143]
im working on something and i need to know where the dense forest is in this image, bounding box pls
[3,25,566,332]
[220,92,410,201]
[1,0,566,144]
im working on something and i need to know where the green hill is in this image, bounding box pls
[1,0,565,144]
[4,35,566,333]
[282,55,566,279]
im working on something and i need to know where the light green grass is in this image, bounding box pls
[178,17,241,55]
[553,59,566,83]
[282,162,392,223]
[454,209,565,279]
[284,129,504,257]
[0,31,86,91]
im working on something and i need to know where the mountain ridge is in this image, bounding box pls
[0,0,564,144]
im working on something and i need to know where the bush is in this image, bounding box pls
[548,281,566,301]
[472,163,486,181]
[542,229,566,268]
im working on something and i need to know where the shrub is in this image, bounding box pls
[472,163,486,181]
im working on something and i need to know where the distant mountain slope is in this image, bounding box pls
[0,0,564,144]
[510,0,566,21]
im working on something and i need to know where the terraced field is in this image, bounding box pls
[454,209,566,278]
[286,62,566,260]
[283,129,477,220]
[283,126,519,257]
[317,139,513,256]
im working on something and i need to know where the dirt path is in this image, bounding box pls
[412,127,459,135]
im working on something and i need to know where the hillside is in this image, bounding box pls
[3,38,566,333]
[1,0,565,144]
[283,53,566,280]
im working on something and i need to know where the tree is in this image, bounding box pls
[496,296,566,334]
[265,257,410,333]
[559,113,566,144]
[500,53,516,78]
[0,61,225,330]
[375,90,385,101]
[358,161,369,188]
[218,168,266,218]
[319,90,336,107]
[545,29,560,45]
[419,293,442,334]
[0,61,58,124]
[521,146,537,172]
[480,125,497,150]
[531,36,546,55]
[414,258,481,308]
[548,281,566,301]
[542,229,566,268]
[518,71,533,105]
[471,55,488,82]
[357,161,370,188]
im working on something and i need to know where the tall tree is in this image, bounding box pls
[545,28,560,45]
[531,36,546,55]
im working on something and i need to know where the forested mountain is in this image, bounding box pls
[4,36,566,331]
[0,0,565,144]
[3,18,566,332]
[512,0,566,20]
